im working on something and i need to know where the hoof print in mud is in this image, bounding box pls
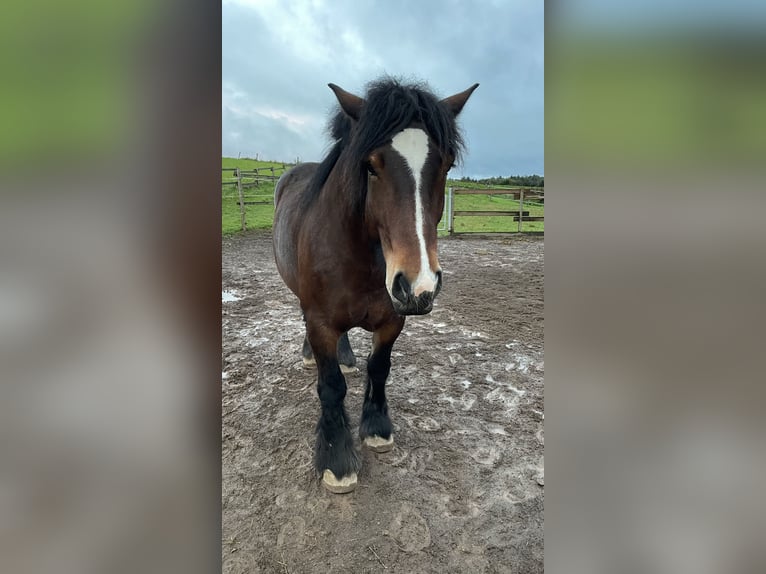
[389,503,432,553]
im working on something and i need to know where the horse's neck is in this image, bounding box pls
[320,172,379,263]
[323,171,367,228]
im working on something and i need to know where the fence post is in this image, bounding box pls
[518,188,524,233]
[447,187,454,235]
[236,167,246,231]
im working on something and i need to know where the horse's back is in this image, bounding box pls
[273,163,318,295]
[274,162,317,208]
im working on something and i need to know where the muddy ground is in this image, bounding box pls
[222,231,544,573]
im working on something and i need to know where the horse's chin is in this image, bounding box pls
[392,302,434,316]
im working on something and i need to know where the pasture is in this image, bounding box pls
[222,230,544,573]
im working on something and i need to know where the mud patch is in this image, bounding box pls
[223,231,544,573]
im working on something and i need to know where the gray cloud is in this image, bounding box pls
[223,0,543,177]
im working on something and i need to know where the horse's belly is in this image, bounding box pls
[272,163,318,297]
[272,212,299,295]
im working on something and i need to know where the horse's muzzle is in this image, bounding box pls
[391,271,442,315]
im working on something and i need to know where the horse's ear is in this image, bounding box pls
[328,83,365,121]
[441,83,479,117]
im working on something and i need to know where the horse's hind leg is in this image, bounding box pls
[301,313,316,366]
[306,318,360,493]
[337,332,357,373]
[301,333,315,366]
[360,316,405,453]
[302,330,356,373]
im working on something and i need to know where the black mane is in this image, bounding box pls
[303,77,465,213]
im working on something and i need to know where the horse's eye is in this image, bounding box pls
[367,163,377,177]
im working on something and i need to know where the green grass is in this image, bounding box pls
[222,158,544,235]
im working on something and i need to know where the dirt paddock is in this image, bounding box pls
[222,231,544,573]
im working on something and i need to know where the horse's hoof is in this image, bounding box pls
[363,435,394,453]
[302,357,317,368]
[321,470,357,494]
[339,364,358,374]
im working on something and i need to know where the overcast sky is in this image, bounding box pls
[222,0,543,178]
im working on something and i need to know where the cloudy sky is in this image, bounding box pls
[222,0,543,178]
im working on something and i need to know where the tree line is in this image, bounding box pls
[457,174,544,188]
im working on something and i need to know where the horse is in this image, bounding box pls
[273,77,478,493]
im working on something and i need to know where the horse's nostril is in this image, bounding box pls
[392,272,410,304]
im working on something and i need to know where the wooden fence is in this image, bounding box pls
[223,172,543,234]
[222,165,293,231]
[446,187,544,235]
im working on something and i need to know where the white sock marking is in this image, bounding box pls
[390,128,438,295]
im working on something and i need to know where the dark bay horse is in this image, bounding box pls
[273,78,477,493]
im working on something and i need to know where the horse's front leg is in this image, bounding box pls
[306,319,360,493]
[360,316,405,453]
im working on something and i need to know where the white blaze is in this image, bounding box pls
[390,128,438,296]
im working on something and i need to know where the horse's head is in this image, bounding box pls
[329,81,478,315]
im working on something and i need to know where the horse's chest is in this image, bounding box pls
[344,287,394,329]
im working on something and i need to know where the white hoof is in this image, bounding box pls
[321,470,357,494]
[339,364,358,374]
[363,435,395,453]
[302,357,316,367]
